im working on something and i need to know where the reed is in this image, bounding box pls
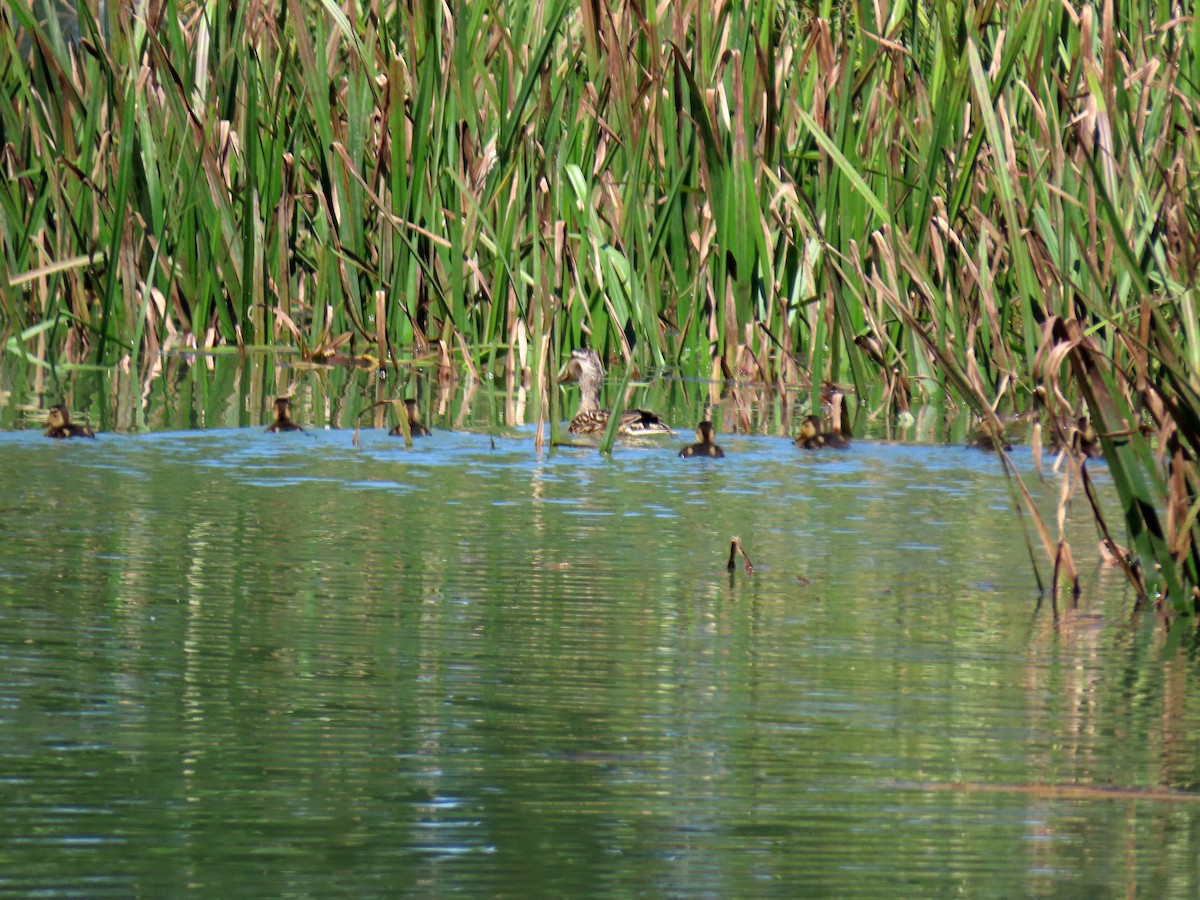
[3,0,1199,606]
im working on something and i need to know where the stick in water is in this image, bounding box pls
[727,537,754,575]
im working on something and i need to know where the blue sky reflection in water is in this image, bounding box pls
[0,424,1198,898]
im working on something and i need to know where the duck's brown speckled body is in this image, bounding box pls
[559,349,671,436]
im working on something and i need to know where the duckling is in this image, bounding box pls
[795,415,849,450]
[388,399,431,437]
[1033,386,1101,458]
[1074,416,1103,459]
[266,397,303,432]
[559,348,671,436]
[679,421,725,459]
[967,419,1011,451]
[795,416,823,449]
[43,405,94,439]
[1049,415,1102,459]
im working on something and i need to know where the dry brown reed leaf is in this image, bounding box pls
[1099,539,1132,567]
[1052,540,1080,611]
[727,537,753,575]
[307,332,353,362]
[452,334,480,382]
[1031,421,1044,478]
[1080,465,1148,606]
[261,304,304,346]
[1055,455,1075,539]
[1168,444,1192,560]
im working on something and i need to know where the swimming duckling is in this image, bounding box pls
[795,415,849,450]
[388,399,431,437]
[266,397,303,432]
[679,421,725,459]
[559,348,671,436]
[43,405,94,439]
[967,419,1011,452]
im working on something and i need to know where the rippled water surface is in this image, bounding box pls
[2,417,1199,897]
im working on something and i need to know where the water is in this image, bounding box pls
[2,372,1200,896]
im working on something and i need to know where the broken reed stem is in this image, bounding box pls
[727,536,753,575]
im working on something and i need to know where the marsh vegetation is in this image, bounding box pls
[3,0,1199,608]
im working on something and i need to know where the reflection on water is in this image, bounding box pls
[1,360,1199,897]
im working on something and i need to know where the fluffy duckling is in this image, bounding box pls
[1049,415,1102,459]
[967,419,1012,452]
[679,421,725,459]
[266,397,303,433]
[1073,416,1102,459]
[1034,386,1101,458]
[559,348,671,436]
[795,415,849,450]
[388,399,431,437]
[43,405,94,439]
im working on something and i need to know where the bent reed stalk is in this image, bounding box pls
[3,0,1199,609]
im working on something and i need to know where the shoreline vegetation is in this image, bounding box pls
[3,1,1198,612]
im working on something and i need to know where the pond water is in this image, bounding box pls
[2,360,1199,897]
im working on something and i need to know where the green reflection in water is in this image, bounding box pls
[0,349,972,444]
[0,358,1197,898]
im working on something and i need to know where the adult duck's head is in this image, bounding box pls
[558,348,603,382]
[558,349,604,410]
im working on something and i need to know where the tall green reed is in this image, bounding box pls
[3,0,1199,605]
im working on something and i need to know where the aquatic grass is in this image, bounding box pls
[598,356,635,456]
[4,0,1200,604]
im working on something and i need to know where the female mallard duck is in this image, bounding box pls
[679,421,725,459]
[795,415,849,450]
[559,348,671,436]
[44,405,94,439]
[388,399,431,437]
[266,397,303,433]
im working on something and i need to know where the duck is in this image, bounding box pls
[1048,415,1102,459]
[1073,416,1103,459]
[388,399,431,437]
[1032,386,1102,458]
[679,421,725,459]
[43,405,94,439]
[558,348,671,436]
[266,397,303,432]
[967,419,1012,452]
[795,415,849,450]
